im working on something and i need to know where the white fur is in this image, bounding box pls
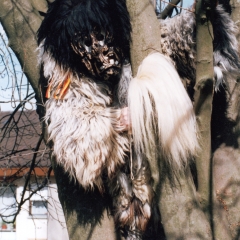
[38,42,70,88]
[128,53,198,171]
[214,66,224,91]
[117,63,132,107]
[44,74,129,190]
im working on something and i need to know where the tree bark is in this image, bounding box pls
[0,0,46,100]
[158,169,212,239]
[126,0,161,76]
[194,0,214,214]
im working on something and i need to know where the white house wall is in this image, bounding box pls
[14,177,69,240]
[15,184,29,240]
[0,231,16,240]
[47,184,69,240]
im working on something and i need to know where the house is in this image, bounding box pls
[0,111,69,240]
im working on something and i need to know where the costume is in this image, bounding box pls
[161,5,240,96]
[38,1,239,239]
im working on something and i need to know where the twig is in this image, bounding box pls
[158,0,194,20]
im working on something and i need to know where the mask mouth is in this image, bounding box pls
[71,30,123,81]
[93,47,122,78]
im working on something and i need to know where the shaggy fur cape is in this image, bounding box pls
[38,1,240,239]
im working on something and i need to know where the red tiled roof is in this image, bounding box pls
[0,167,54,179]
[0,111,51,169]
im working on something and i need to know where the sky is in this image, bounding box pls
[0,24,36,111]
[0,0,193,112]
[156,0,193,14]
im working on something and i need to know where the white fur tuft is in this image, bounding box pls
[128,53,198,172]
[214,65,224,91]
[117,63,132,107]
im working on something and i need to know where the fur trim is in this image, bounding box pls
[45,75,129,190]
[128,53,198,172]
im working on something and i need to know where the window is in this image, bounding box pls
[0,185,16,221]
[0,185,16,231]
[30,200,47,216]
[29,184,48,217]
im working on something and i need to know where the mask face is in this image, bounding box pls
[37,0,131,84]
[71,28,123,81]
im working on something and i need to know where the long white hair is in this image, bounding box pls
[128,53,198,172]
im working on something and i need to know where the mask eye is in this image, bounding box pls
[96,33,104,41]
[84,36,92,47]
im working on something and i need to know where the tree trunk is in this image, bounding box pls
[126,0,212,239]
[126,0,161,76]
[194,0,214,214]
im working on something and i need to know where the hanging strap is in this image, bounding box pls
[46,76,71,99]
